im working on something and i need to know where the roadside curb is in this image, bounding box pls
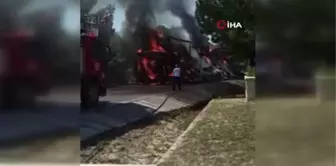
[154,99,215,165]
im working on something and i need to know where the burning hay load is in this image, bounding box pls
[114,0,237,84]
[133,25,225,84]
[82,0,239,85]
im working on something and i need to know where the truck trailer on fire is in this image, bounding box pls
[134,27,203,84]
[134,26,234,84]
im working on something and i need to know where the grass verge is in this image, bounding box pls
[158,99,255,166]
[254,98,335,166]
[81,104,205,164]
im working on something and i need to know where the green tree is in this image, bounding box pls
[255,0,334,66]
[196,0,254,64]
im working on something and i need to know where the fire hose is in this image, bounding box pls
[82,91,175,162]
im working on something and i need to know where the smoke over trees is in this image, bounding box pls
[196,0,254,64]
[86,0,238,84]
[116,0,204,47]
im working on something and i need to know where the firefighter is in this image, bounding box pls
[172,64,182,91]
[222,57,235,78]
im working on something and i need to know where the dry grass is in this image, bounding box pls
[254,98,335,166]
[82,107,202,164]
[159,99,255,166]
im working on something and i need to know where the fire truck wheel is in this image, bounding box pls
[88,85,99,104]
[14,85,35,107]
[1,84,35,109]
[81,83,99,109]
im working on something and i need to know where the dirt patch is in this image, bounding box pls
[158,99,255,166]
[81,106,203,164]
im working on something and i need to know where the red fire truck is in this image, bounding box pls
[80,4,115,109]
[80,29,110,109]
[0,30,50,109]
[80,9,116,108]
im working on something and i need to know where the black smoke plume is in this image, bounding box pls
[0,0,80,84]
[116,0,204,47]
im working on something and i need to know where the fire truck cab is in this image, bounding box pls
[0,31,49,109]
[80,5,115,109]
[80,30,109,109]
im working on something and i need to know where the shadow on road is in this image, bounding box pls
[0,101,79,148]
[81,101,154,147]
[80,99,209,150]
[107,85,171,95]
[211,80,245,98]
[107,80,244,96]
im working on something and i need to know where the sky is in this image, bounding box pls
[89,0,125,32]
[88,0,194,32]
[22,0,125,34]
[112,6,125,32]
[20,0,80,36]
[18,0,179,35]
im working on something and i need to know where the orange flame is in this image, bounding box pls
[149,31,165,52]
[141,57,156,80]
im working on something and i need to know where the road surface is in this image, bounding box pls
[0,81,245,163]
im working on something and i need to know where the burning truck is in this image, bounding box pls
[134,26,226,84]
[113,0,240,84]
[135,27,193,84]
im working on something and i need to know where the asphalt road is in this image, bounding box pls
[0,86,80,163]
[0,81,244,163]
[0,85,172,163]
